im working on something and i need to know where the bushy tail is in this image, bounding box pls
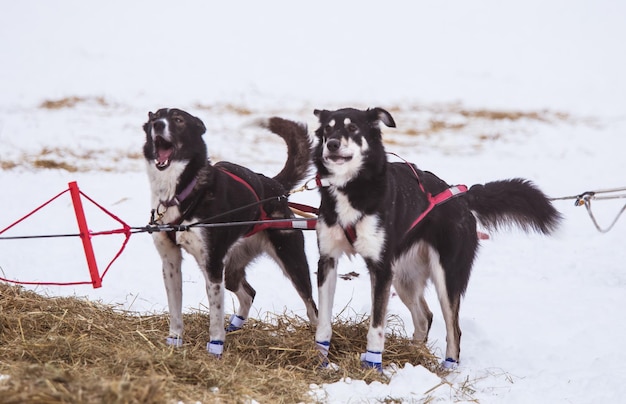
[260,117,312,191]
[466,178,562,234]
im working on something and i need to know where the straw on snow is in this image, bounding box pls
[0,283,440,403]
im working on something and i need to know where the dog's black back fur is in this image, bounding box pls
[312,107,561,367]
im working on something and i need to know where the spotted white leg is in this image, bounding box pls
[154,233,184,346]
[205,278,226,357]
[179,226,226,358]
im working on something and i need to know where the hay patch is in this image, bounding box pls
[39,96,109,110]
[0,283,440,403]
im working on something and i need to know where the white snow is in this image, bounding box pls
[1,1,626,402]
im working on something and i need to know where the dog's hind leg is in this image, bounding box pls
[223,238,261,332]
[154,234,184,347]
[429,246,462,369]
[266,230,318,326]
[392,246,433,343]
[394,288,433,343]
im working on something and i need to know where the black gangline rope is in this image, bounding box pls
[3,184,625,241]
[0,194,317,241]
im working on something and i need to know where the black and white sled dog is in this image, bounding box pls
[312,107,561,370]
[143,108,318,357]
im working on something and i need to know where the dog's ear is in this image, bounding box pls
[192,115,206,135]
[367,107,396,128]
[143,112,154,135]
[314,109,329,122]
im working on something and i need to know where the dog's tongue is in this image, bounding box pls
[156,148,172,164]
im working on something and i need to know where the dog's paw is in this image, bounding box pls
[441,357,459,370]
[360,350,383,372]
[316,340,330,356]
[319,360,340,371]
[226,314,245,333]
[315,340,339,370]
[165,336,183,347]
[207,340,224,358]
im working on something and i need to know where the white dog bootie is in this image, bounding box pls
[360,350,383,372]
[207,340,224,358]
[166,336,183,347]
[226,314,245,332]
[441,357,459,370]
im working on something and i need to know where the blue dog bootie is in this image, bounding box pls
[441,357,459,370]
[226,314,245,332]
[165,335,183,347]
[315,341,340,370]
[360,350,383,372]
[207,340,224,358]
[316,340,331,368]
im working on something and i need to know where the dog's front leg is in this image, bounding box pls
[362,259,393,371]
[184,228,227,358]
[315,255,338,367]
[154,234,184,347]
[203,256,227,358]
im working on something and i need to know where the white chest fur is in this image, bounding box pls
[146,160,188,209]
[147,160,208,261]
[331,187,361,227]
[320,187,386,262]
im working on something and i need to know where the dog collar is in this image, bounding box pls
[300,175,331,191]
[315,174,331,188]
[161,177,198,207]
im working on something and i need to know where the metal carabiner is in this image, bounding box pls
[149,204,167,225]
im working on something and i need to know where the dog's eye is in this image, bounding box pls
[324,125,333,133]
[173,117,184,125]
[346,123,358,133]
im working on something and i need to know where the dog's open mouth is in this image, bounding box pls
[154,136,174,170]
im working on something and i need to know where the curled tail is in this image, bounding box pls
[259,117,312,191]
[466,178,562,234]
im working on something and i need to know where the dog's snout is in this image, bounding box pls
[326,139,341,152]
[153,120,165,133]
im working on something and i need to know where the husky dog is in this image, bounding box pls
[143,108,317,356]
[312,107,561,370]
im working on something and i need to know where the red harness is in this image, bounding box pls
[160,163,465,244]
[218,169,316,237]
[406,184,468,233]
[318,170,468,245]
[218,169,271,236]
[161,168,316,244]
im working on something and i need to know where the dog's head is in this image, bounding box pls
[142,108,207,171]
[313,107,395,185]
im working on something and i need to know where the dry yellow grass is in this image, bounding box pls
[39,96,109,110]
[0,283,440,403]
[1,148,144,173]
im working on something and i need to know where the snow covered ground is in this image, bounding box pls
[1,1,626,402]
